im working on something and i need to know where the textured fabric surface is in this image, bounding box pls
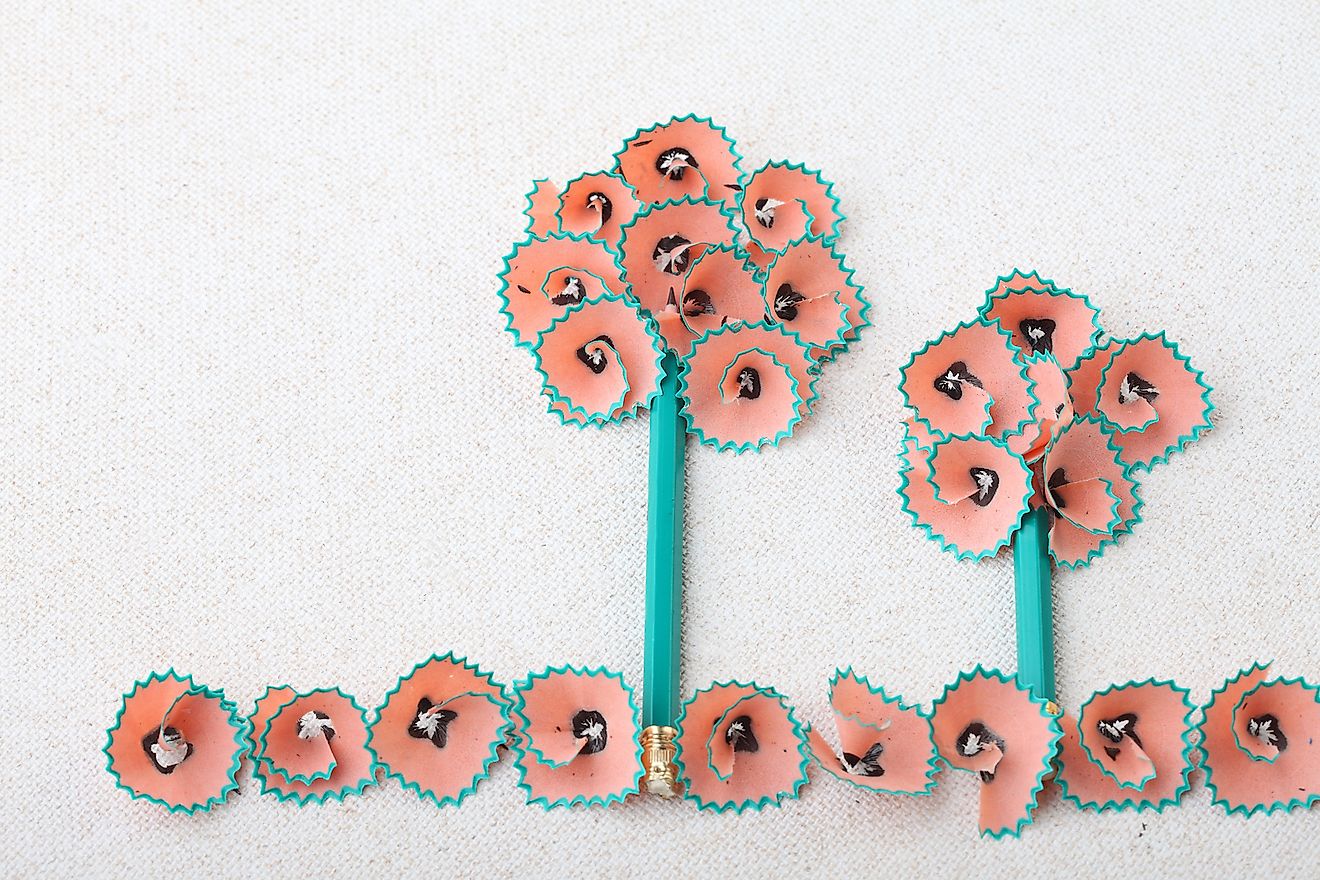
[2,2,1318,876]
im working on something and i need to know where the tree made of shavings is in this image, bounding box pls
[499,116,869,795]
[897,270,1213,703]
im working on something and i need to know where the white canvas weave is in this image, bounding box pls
[2,2,1318,876]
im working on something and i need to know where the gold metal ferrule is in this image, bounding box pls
[640,725,680,797]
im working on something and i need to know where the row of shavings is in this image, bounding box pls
[107,660,1317,834]
[498,115,869,452]
[899,269,1214,567]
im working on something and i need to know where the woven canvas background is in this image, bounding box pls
[3,2,1318,876]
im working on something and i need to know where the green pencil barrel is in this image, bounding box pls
[1013,506,1055,702]
[643,352,686,728]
